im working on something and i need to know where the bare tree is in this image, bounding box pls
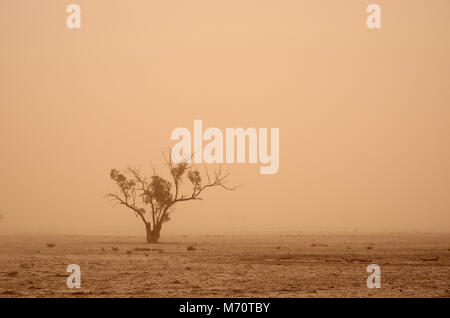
[106,154,238,243]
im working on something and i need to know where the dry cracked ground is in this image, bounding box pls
[0,233,449,297]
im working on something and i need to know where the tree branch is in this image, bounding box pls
[105,192,148,226]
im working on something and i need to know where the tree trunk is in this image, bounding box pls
[145,222,161,243]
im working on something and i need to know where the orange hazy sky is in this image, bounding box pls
[0,0,449,235]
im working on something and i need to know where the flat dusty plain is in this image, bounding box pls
[0,233,448,297]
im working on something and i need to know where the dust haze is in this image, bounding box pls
[1,0,449,238]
